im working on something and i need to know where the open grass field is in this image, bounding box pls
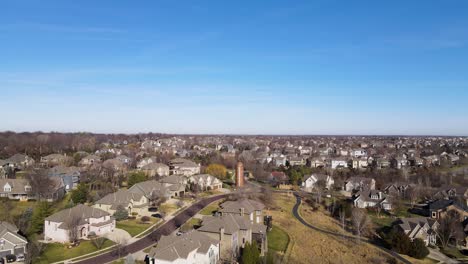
[36,239,115,264]
[116,217,158,237]
[267,193,398,264]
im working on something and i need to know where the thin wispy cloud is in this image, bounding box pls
[0,23,125,34]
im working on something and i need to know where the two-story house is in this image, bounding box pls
[44,204,115,243]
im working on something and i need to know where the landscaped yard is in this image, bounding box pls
[159,202,179,215]
[199,200,223,215]
[116,218,159,237]
[268,225,289,252]
[180,218,202,232]
[35,239,115,264]
[441,247,468,261]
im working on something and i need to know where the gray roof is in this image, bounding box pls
[0,179,31,194]
[45,204,110,224]
[96,189,144,209]
[0,222,27,245]
[128,180,172,198]
[198,214,251,235]
[7,154,33,164]
[141,163,169,170]
[149,230,218,262]
[219,199,265,215]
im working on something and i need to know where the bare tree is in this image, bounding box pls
[436,210,464,248]
[25,169,55,200]
[407,186,420,208]
[351,208,372,242]
[314,179,326,204]
[114,237,128,258]
[66,214,83,243]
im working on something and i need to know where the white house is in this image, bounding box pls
[352,149,367,158]
[331,159,348,169]
[44,204,115,243]
[302,174,334,192]
[353,190,392,210]
[169,158,201,176]
[188,174,222,191]
[147,230,219,264]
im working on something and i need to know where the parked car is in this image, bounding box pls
[5,254,16,263]
[16,254,25,262]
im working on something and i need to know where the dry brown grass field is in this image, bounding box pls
[267,193,430,264]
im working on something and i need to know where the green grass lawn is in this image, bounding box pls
[441,247,468,260]
[199,200,222,215]
[268,225,289,252]
[160,203,178,215]
[116,218,158,237]
[35,239,115,264]
[180,218,202,232]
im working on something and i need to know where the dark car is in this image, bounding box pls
[5,254,16,263]
[151,213,162,218]
[0,257,5,264]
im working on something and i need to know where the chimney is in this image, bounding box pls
[240,208,245,217]
[220,227,225,241]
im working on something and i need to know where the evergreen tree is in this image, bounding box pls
[71,183,89,204]
[28,202,52,235]
[409,238,429,259]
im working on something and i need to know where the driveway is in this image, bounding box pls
[428,248,460,264]
[104,228,132,244]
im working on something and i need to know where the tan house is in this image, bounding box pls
[188,174,222,191]
[93,189,149,216]
[140,163,170,177]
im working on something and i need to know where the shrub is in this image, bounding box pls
[409,238,429,259]
[141,216,151,222]
[113,205,129,221]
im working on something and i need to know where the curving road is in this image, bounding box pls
[292,193,412,264]
[75,194,228,264]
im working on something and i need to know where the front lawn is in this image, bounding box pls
[441,247,468,260]
[116,218,158,237]
[199,200,222,215]
[180,218,202,232]
[268,225,289,252]
[36,239,115,264]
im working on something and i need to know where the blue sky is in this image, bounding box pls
[1,1,468,135]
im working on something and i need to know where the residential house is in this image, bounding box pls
[102,158,127,171]
[426,199,468,220]
[344,177,376,192]
[383,183,412,198]
[94,189,149,216]
[288,156,305,166]
[376,158,391,169]
[198,214,266,260]
[352,149,367,158]
[41,154,69,166]
[140,163,170,177]
[44,204,115,243]
[309,159,326,168]
[0,222,27,258]
[48,166,80,192]
[353,190,392,210]
[136,157,157,170]
[302,174,334,192]
[79,155,101,166]
[352,158,369,170]
[447,154,460,165]
[160,175,188,197]
[273,156,287,167]
[268,171,289,186]
[331,158,348,169]
[0,179,33,201]
[128,180,173,201]
[6,154,35,170]
[219,199,265,225]
[116,155,132,165]
[169,158,201,176]
[395,217,438,246]
[146,230,220,264]
[188,174,222,191]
